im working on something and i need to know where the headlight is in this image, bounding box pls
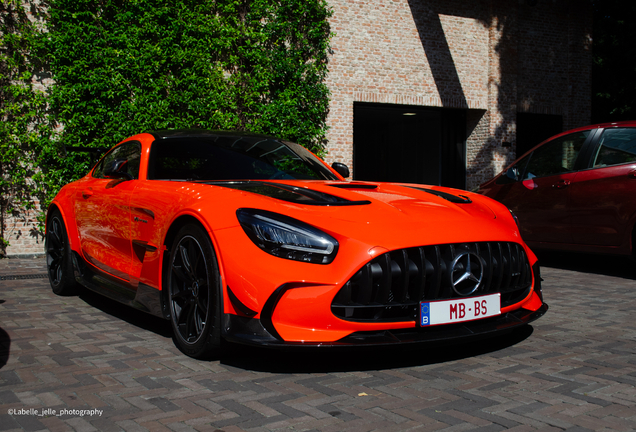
[237,208,339,264]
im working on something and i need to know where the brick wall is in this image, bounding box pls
[516,0,592,130]
[3,202,45,257]
[323,0,592,188]
[4,0,592,257]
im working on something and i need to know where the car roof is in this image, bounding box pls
[567,120,636,133]
[150,129,278,141]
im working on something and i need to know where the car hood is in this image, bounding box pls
[209,180,493,218]
[196,180,519,249]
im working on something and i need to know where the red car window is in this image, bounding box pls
[593,128,636,168]
[522,131,589,180]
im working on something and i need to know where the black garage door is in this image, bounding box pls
[353,102,467,189]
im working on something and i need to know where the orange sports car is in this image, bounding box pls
[46,130,547,358]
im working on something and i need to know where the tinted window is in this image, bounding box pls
[148,136,338,181]
[93,141,142,179]
[522,131,589,180]
[593,128,636,167]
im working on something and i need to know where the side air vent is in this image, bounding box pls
[331,242,532,322]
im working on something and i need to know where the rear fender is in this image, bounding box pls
[48,195,81,255]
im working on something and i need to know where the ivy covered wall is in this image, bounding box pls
[0,0,333,256]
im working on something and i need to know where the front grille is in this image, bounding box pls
[331,242,532,322]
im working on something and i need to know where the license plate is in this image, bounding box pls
[420,293,501,326]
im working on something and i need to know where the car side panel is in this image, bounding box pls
[74,176,136,281]
[569,163,636,247]
[490,173,576,244]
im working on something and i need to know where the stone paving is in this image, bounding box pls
[0,252,635,432]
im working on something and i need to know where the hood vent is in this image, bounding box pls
[407,186,472,204]
[328,183,379,190]
[208,181,371,206]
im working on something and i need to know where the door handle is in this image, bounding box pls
[81,190,93,199]
[629,170,636,178]
[552,180,571,189]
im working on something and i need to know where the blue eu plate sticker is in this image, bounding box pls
[420,302,430,326]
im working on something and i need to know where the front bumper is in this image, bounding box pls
[222,302,548,348]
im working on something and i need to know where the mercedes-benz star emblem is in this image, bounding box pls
[450,252,484,296]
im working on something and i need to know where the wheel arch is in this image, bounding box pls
[46,201,81,254]
[160,214,225,319]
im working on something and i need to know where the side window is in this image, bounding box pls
[593,128,636,168]
[93,141,142,179]
[522,131,589,180]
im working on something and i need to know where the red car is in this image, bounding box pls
[478,121,636,256]
[46,130,546,358]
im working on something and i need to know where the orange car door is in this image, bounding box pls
[74,141,142,282]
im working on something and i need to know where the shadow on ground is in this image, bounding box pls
[71,275,540,373]
[79,289,172,338]
[535,249,636,280]
[77,285,535,373]
[0,326,10,369]
[218,325,534,373]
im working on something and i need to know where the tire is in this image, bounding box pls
[167,224,221,359]
[45,209,79,296]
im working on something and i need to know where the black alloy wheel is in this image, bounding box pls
[45,209,78,295]
[168,224,221,358]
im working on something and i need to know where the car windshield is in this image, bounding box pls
[148,135,338,181]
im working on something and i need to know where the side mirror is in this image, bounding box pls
[331,162,350,178]
[496,166,519,185]
[104,158,133,181]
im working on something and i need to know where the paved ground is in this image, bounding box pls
[0,252,635,432]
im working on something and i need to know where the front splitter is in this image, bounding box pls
[222,303,548,348]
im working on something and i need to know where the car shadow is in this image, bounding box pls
[0,326,10,369]
[79,288,172,338]
[535,249,636,280]
[77,287,535,372]
[218,325,534,373]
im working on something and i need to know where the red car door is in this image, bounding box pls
[568,127,636,249]
[502,172,578,244]
[74,142,142,282]
[490,131,591,245]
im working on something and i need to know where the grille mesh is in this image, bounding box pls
[331,242,532,322]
